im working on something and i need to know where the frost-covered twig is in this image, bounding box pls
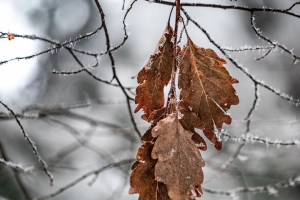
[93,0,141,137]
[222,45,274,52]
[117,0,138,51]
[221,131,300,148]
[67,49,135,100]
[255,47,274,61]
[51,61,99,75]
[33,159,134,200]
[44,116,124,167]
[0,27,102,65]
[0,100,54,185]
[250,13,300,64]
[0,158,33,172]
[151,1,300,19]
[203,175,300,197]
[204,143,244,184]
[0,140,31,200]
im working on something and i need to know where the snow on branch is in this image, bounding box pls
[221,131,300,148]
[0,101,54,185]
[0,158,33,172]
[204,175,300,197]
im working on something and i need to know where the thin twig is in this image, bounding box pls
[0,101,54,185]
[0,140,32,200]
[255,47,274,61]
[0,158,33,172]
[33,159,134,200]
[165,0,180,116]
[113,0,138,52]
[51,62,98,75]
[0,26,103,65]
[245,83,259,121]
[150,1,300,19]
[122,0,126,10]
[93,0,141,137]
[222,45,274,52]
[203,175,300,196]
[250,13,300,64]
[285,2,300,12]
[221,131,300,148]
[177,19,189,44]
[204,143,245,184]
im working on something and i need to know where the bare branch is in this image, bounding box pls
[149,1,300,19]
[203,175,300,196]
[245,83,259,121]
[0,158,33,172]
[33,159,134,200]
[222,45,274,52]
[204,143,245,184]
[285,2,300,12]
[221,131,300,148]
[0,140,32,200]
[51,61,99,75]
[93,0,141,137]
[250,13,300,64]
[0,101,54,185]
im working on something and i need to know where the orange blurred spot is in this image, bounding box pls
[8,33,14,40]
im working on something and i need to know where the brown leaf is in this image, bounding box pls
[148,107,166,124]
[151,114,205,200]
[129,142,171,200]
[141,108,166,142]
[141,125,156,142]
[178,37,239,150]
[134,24,174,120]
[143,105,207,151]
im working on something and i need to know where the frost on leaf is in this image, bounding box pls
[151,114,205,200]
[129,142,171,200]
[178,37,239,150]
[134,24,174,120]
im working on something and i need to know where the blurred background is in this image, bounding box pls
[0,0,300,199]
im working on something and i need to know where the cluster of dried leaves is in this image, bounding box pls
[130,24,239,200]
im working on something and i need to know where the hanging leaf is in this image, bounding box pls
[131,23,240,200]
[178,37,239,150]
[151,114,205,200]
[134,24,174,120]
[129,142,171,200]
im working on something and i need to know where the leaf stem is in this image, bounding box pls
[165,0,180,116]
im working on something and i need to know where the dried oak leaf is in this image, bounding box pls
[144,105,207,150]
[129,142,171,200]
[134,24,174,120]
[151,114,205,200]
[141,108,166,142]
[142,103,176,142]
[178,37,239,150]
